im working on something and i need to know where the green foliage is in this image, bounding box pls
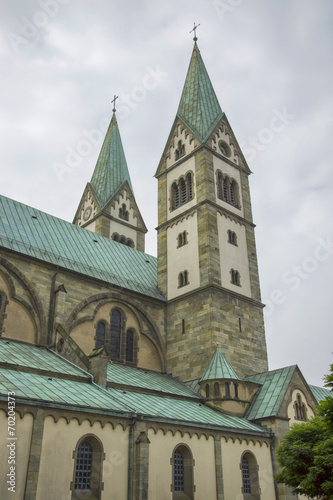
[276,361,333,499]
[317,362,333,430]
[275,418,333,499]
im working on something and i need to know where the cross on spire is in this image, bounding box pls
[111,94,118,113]
[190,22,200,43]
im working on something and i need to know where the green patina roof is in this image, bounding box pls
[0,339,88,379]
[0,340,269,435]
[309,384,331,404]
[177,43,223,143]
[107,363,198,398]
[90,113,133,209]
[0,368,134,413]
[200,346,239,382]
[0,195,164,300]
[245,366,297,420]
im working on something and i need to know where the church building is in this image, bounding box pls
[0,37,329,500]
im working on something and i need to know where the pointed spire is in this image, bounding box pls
[177,43,223,143]
[90,113,133,210]
[200,345,239,382]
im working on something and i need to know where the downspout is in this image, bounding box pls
[128,414,137,500]
[47,266,59,346]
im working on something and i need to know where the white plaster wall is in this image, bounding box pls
[166,124,195,170]
[217,213,251,298]
[167,212,200,300]
[221,438,275,500]
[213,156,244,218]
[110,219,137,247]
[287,389,315,426]
[110,189,137,227]
[148,429,216,500]
[0,410,33,500]
[166,156,196,222]
[84,220,96,233]
[36,417,129,500]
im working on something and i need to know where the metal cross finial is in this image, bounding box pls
[190,22,200,42]
[111,94,118,113]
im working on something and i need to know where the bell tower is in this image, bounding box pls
[156,40,268,381]
[73,105,147,251]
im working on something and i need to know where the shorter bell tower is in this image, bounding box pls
[73,104,147,251]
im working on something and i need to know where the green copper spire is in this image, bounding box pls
[200,346,239,382]
[90,113,133,210]
[177,43,223,143]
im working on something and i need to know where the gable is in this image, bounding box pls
[106,181,147,232]
[208,114,251,174]
[73,182,100,227]
[155,116,199,178]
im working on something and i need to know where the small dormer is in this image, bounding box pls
[199,346,260,417]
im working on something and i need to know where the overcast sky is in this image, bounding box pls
[1,0,332,388]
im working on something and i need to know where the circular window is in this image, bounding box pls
[218,140,231,157]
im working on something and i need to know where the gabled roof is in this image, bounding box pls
[90,113,133,210]
[309,384,331,404]
[245,366,297,420]
[0,340,271,436]
[177,43,223,143]
[200,346,239,382]
[0,195,164,300]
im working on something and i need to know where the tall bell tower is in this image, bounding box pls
[156,39,268,381]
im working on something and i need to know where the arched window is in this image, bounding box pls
[228,230,237,245]
[217,171,223,199]
[172,182,180,210]
[214,382,220,397]
[234,382,239,399]
[241,452,261,499]
[205,384,210,398]
[112,233,119,242]
[0,291,7,336]
[175,140,185,161]
[295,393,307,421]
[172,445,194,499]
[178,271,189,288]
[126,329,134,363]
[177,231,187,248]
[186,172,193,201]
[241,455,251,494]
[231,269,240,286]
[223,176,230,202]
[174,449,184,492]
[72,435,104,500]
[110,309,121,360]
[95,321,105,348]
[75,442,92,491]
[119,203,129,221]
[225,382,230,397]
[180,178,187,205]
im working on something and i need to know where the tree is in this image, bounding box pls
[275,362,333,499]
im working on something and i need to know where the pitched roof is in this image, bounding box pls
[200,346,239,382]
[177,43,223,143]
[309,384,331,404]
[0,340,270,436]
[90,113,133,209]
[245,366,297,420]
[0,195,164,300]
